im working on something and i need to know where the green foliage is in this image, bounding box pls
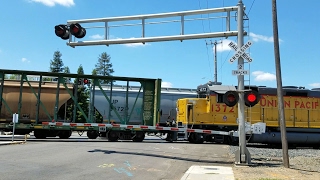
[91,68,97,76]
[8,74,19,80]
[77,64,84,74]
[95,52,114,84]
[43,77,52,82]
[64,66,70,73]
[63,66,71,83]
[66,86,89,123]
[49,51,64,73]
[65,65,86,123]
[94,108,103,123]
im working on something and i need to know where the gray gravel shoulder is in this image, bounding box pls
[228,145,320,180]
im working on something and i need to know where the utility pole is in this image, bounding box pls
[272,0,289,168]
[234,0,251,165]
[206,40,222,84]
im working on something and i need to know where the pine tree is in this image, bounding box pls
[66,64,89,123]
[9,74,20,80]
[95,52,114,84]
[64,66,71,83]
[92,69,97,75]
[64,66,70,73]
[49,51,64,73]
[77,65,84,75]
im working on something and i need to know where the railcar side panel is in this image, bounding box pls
[94,88,196,126]
[1,81,72,122]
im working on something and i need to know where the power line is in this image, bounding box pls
[198,0,206,33]
[199,0,213,81]
[247,0,256,15]
[206,0,212,32]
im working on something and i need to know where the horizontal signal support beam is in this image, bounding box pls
[67,31,245,47]
[67,7,239,24]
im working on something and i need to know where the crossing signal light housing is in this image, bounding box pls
[55,24,70,40]
[83,78,90,85]
[70,23,86,39]
[223,90,260,107]
[77,78,83,85]
[223,91,239,107]
[244,91,260,107]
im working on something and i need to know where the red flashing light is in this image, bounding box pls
[71,26,79,34]
[54,24,69,40]
[70,23,86,39]
[244,91,260,107]
[247,93,257,102]
[83,78,89,85]
[223,91,239,107]
[227,94,236,102]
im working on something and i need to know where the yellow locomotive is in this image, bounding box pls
[176,81,320,146]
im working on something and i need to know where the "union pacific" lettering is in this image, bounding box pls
[260,96,319,109]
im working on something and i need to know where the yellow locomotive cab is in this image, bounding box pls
[176,82,320,140]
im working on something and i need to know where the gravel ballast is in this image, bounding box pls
[228,145,320,179]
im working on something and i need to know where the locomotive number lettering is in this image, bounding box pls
[212,104,234,113]
[198,87,207,92]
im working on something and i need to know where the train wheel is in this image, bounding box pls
[108,131,119,142]
[188,133,195,143]
[165,132,174,142]
[87,130,98,139]
[58,130,72,139]
[34,130,47,139]
[133,132,145,142]
[188,133,204,144]
[223,136,232,144]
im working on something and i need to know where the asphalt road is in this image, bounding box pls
[0,135,234,180]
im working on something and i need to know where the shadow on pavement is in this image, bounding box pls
[87,148,234,164]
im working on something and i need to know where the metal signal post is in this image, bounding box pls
[234,0,251,165]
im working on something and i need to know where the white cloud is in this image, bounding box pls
[90,34,104,40]
[213,39,235,52]
[309,83,320,88]
[162,82,173,88]
[21,58,30,63]
[29,0,75,7]
[252,71,276,81]
[249,32,283,43]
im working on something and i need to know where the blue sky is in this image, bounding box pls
[1,0,319,89]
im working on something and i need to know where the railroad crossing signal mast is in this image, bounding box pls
[236,0,251,165]
[54,1,251,165]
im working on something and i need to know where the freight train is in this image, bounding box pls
[176,81,320,146]
[3,76,320,146]
[0,79,198,140]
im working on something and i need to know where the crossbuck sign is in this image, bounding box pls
[228,41,253,64]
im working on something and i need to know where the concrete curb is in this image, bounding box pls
[0,134,29,145]
[0,141,26,146]
[180,165,235,180]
